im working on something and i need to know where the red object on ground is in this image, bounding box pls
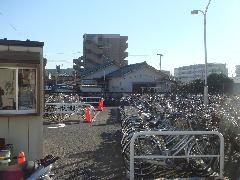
[98,98,103,111]
[17,151,25,165]
[85,106,91,123]
[0,165,24,180]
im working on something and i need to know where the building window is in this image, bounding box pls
[0,68,16,110]
[0,67,37,114]
[18,69,36,110]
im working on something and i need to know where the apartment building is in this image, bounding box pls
[174,63,228,83]
[74,34,128,71]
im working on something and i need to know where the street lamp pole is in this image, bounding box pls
[203,12,208,106]
[191,0,212,106]
[157,53,163,70]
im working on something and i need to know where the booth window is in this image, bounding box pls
[0,67,37,114]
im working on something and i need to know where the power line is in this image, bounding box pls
[129,54,149,57]
[0,11,28,39]
[9,24,17,31]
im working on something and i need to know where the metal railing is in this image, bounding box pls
[44,102,91,114]
[44,96,103,114]
[129,131,224,180]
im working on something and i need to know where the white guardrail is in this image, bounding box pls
[129,131,224,180]
[44,97,103,114]
[44,102,91,114]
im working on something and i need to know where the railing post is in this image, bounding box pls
[219,133,224,179]
[129,134,136,180]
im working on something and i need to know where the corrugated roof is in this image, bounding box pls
[80,61,115,77]
[106,61,147,78]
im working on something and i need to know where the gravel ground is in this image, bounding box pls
[43,107,125,180]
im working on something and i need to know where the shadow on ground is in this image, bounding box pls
[52,107,125,180]
[63,131,125,179]
[92,107,121,127]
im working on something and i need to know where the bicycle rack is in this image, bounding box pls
[129,131,224,180]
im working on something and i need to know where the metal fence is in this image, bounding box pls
[129,131,224,180]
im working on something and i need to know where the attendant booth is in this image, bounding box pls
[0,39,44,160]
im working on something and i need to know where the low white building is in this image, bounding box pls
[174,63,228,83]
[80,61,171,93]
[106,62,170,93]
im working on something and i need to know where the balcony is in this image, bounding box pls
[122,52,128,59]
[73,58,84,66]
[121,36,128,42]
[122,60,128,66]
[120,42,128,51]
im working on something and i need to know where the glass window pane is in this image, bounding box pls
[0,68,16,110]
[18,69,36,110]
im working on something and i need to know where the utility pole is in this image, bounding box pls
[157,53,163,70]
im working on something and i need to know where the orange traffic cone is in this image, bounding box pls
[17,151,26,164]
[98,98,103,111]
[85,106,91,123]
[101,98,104,110]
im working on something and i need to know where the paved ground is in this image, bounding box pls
[43,107,125,180]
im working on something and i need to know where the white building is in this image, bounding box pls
[174,63,228,83]
[235,65,240,77]
[106,62,170,93]
[80,61,171,93]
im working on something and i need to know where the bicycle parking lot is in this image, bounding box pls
[42,93,240,179]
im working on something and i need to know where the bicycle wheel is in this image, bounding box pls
[188,138,218,176]
[122,135,162,176]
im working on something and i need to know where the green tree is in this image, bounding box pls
[190,79,204,94]
[173,79,204,94]
[207,73,233,94]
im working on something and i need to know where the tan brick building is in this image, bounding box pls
[74,34,128,71]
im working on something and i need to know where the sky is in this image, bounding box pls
[0,0,239,76]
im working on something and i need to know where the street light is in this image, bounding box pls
[191,0,212,106]
[157,53,163,70]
